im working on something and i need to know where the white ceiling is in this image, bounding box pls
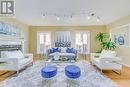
[15,0,130,26]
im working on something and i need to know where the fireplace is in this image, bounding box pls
[0,41,24,57]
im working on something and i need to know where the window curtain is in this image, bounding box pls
[38,33,51,54]
[75,32,89,54]
[55,31,71,47]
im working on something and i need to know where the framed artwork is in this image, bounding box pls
[110,24,130,47]
[0,22,21,37]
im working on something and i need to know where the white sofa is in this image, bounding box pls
[91,50,122,74]
[0,51,33,74]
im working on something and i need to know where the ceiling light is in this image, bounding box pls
[97,17,100,22]
[97,19,100,22]
[70,15,73,19]
[91,13,95,16]
[42,11,101,22]
[56,16,60,21]
[87,16,91,19]
[42,14,46,18]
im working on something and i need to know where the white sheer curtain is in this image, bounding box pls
[56,31,71,42]
[75,32,90,54]
[55,31,71,47]
[37,32,51,54]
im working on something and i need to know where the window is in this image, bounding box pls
[55,31,71,47]
[76,33,82,45]
[37,32,51,54]
[75,31,90,54]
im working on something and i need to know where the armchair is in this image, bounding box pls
[91,50,122,74]
[0,51,33,74]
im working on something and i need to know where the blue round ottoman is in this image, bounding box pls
[41,65,57,78]
[65,65,81,79]
[65,65,81,87]
[41,65,57,87]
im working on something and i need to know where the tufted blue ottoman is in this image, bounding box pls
[65,65,81,87]
[41,65,57,87]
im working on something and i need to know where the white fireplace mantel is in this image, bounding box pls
[0,34,24,41]
[0,34,25,53]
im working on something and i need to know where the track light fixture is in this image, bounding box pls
[42,11,101,22]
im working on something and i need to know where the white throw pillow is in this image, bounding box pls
[54,52,60,60]
[100,50,116,58]
[1,51,24,58]
[60,47,66,53]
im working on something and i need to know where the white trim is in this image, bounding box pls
[37,31,51,54]
[123,63,130,67]
[75,30,90,54]
[109,24,130,47]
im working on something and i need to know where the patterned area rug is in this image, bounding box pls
[0,61,118,87]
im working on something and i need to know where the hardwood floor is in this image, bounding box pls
[0,55,130,87]
[103,66,130,87]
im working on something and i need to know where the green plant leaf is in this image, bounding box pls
[101,39,116,50]
[96,32,107,42]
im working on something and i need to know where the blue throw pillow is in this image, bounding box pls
[66,48,75,53]
[50,48,59,53]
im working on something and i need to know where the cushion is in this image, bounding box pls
[50,47,59,53]
[60,53,76,56]
[100,50,116,58]
[49,53,76,57]
[1,50,24,58]
[65,65,81,79]
[49,53,55,57]
[66,48,75,53]
[60,47,66,53]
[19,58,32,66]
[41,65,57,78]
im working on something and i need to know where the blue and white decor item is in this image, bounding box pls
[55,31,71,47]
[0,22,21,37]
[110,24,130,47]
[118,36,125,45]
[114,35,125,45]
[50,47,60,53]
[0,61,119,87]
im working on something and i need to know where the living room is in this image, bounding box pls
[0,0,130,87]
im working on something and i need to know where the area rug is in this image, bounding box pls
[0,60,118,87]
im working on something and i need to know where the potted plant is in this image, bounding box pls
[96,32,116,53]
[96,32,107,43]
[101,39,116,50]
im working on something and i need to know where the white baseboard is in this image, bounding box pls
[123,63,130,67]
